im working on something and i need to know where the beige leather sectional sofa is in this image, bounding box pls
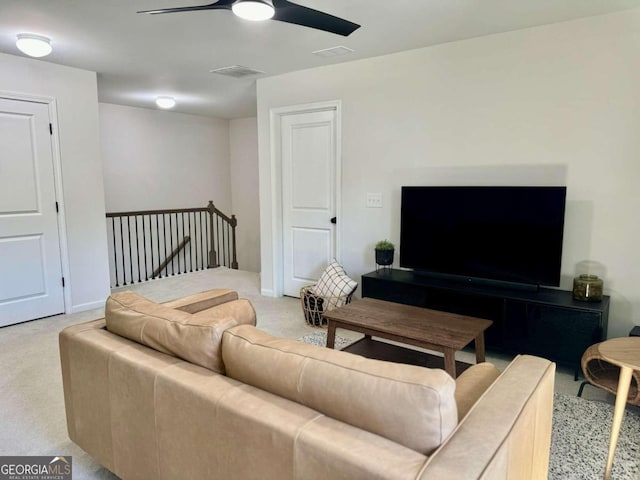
[59,289,555,480]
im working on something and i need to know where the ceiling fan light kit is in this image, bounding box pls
[138,0,360,37]
[16,33,53,58]
[155,96,177,109]
[232,0,274,21]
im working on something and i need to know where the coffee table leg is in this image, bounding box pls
[475,333,486,363]
[444,349,457,379]
[604,366,632,480]
[326,321,336,349]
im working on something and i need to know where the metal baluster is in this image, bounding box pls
[120,217,127,285]
[226,220,230,267]
[214,215,219,266]
[205,212,209,268]
[153,214,159,278]
[112,217,119,287]
[181,212,186,275]
[163,214,168,278]
[128,216,134,284]
[201,212,206,270]
[142,215,148,281]
[211,215,220,265]
[220,216,224,267]
[196,212,202,270]
[188,212,193,272]
[226,222,230,267]
[194,212,200,271]
[135,215,141,283]
[165,214,175,277]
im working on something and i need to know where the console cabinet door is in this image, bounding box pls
[505,301,603,364]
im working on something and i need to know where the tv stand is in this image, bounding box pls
[362,269,610,378]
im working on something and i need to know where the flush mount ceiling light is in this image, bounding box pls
[155,96,176,109]
[16,33,52,58]
[231,0,274,21]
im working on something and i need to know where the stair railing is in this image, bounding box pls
[106,201,238,288]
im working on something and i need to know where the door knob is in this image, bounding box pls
[330,217,337,224]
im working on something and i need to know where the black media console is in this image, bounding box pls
[362,269,610,378]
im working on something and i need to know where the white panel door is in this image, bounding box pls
[0,98,64,326]
[282,109,337,297]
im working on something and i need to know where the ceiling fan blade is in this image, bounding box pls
[272,0,360,36]
[137,0,234,15]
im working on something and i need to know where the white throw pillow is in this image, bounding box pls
[313,260,358,308]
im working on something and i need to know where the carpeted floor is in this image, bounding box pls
[1,268,638,479]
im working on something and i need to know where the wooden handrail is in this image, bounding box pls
[107,207,207,217]
[152,236,190,278]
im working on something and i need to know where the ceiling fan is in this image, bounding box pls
[138,0,360,36]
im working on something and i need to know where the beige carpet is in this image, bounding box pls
[0,267,619,479]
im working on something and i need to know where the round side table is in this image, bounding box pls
[598,337,640,480]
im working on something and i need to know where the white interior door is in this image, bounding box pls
[281,109,338,297]
[0,98,64,326]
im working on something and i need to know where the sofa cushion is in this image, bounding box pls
[222,324,457,455]
[454,362,501,421]
[105,291,256,374]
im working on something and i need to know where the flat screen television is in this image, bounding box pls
[400,186,567,288]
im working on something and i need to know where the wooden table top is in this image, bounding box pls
[599,337,640,370]
[323,298,493,350]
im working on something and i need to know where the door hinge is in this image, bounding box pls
[55,201,59,213]
[62,277,65,287]
[49,123,53,135]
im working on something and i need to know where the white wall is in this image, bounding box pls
[257,9,640,338]
[0,52,110,312]
[230,117,260,273]
[100,103,231,213]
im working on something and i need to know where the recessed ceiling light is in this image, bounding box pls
[16,33,52,58]
[232,0,274,21]
[155,96,176,109]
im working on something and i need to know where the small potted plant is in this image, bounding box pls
[375,240,395,267]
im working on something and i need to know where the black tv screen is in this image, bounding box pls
[400,186,567,287]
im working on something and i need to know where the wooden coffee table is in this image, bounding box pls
[323,298,493,378]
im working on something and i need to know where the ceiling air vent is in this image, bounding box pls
[209,65,265,79]
[312,46,354,58]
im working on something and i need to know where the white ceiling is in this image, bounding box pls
[1,0,639,118]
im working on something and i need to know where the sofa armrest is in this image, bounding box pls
[162,289,238,313]
[418,355,555,480]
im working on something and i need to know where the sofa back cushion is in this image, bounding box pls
[454,362,501,421]
[222,325,457,454]
[106,291,256,374]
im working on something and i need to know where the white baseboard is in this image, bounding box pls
[260,288,276,297]
[70,300,105,314]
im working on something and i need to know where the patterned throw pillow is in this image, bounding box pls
[312,260,358,309]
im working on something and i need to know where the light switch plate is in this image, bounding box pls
[366,193,383,208]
